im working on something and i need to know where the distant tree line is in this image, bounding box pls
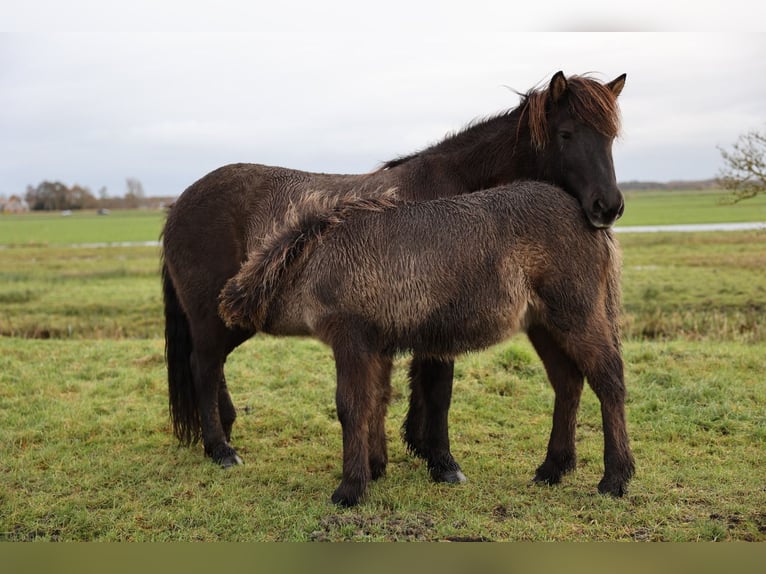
[23,178,150,211]
[618,179,721,191]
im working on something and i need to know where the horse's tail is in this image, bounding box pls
[218,189,400,331]
[162,260,201,446]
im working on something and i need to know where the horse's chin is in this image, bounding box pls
[589,219,614,230]
[587,209,622,229]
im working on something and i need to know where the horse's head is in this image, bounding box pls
[529,71,626,229]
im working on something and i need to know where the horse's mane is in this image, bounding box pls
[218,189,400,330]
[523,74,621,150]
[378,73,621,169]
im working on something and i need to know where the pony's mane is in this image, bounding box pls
[218,189,400,330]
[378,73,621,169]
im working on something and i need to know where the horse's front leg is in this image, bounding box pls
[402,356,466,484]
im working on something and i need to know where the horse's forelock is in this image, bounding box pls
[523,74,622,150]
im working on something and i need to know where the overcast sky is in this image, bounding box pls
[2,1,765,198]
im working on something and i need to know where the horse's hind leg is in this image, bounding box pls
[190,321,251,468]
[527,325,585,486]
[215,328,252,444]
[369,356,393,481]
[402,356,466,484]
[218,375,236,443]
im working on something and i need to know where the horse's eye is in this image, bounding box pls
[559,131,573,141]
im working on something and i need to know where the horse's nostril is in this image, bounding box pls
[593,199,605,214]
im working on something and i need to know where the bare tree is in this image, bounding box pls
[717,129,766,201]
[125,177,145,208]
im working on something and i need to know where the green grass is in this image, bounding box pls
[1,191,765,541]
[618,231,765,342]
[0,246,162,338]
[617,189,766,226]
[1,336,763,541]
[0,209,165,246]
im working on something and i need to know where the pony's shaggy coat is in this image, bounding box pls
[219,181,634,507]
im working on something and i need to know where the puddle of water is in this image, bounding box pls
[615,222,766,233]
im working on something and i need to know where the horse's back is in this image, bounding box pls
[162,162,396,319]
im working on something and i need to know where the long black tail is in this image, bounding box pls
[162,262,200,445]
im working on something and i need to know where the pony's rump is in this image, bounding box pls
[218,191,399,331]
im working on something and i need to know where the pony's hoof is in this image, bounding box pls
[532,471,562,486]
[370,460,388,481]
[532,457,574,486]
[598,476,629,498]
[331,484,364,507]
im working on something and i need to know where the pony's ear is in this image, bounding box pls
[549,71,568,103]
[607,73,627,98]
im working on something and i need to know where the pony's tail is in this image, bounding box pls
[219,190,400,331]
[162,261,201,446]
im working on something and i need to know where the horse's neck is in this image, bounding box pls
[430,111,535,191]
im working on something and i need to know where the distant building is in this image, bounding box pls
[0,195,30,213]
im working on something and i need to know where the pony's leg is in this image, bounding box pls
[330,344,380,507]
[403,356,466,484]
[369,356,393,481]
[556,328,635,497]
[581,345,635,497]
[527,325,585,486]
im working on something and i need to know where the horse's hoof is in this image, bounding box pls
[209,443,243,468]
[431,467,467,484]
[443,469,467,484]
[220,453,243,469]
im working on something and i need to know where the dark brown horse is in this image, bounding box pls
[218,181,635,507]
[162,71,627,480]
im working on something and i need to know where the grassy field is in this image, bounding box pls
[0,209,164,247]
[617,189,766,226]
[1,190,765,541]
[1,337,763,541]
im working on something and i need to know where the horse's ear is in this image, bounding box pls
[607,73,627,98]
[549,71,568,103]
